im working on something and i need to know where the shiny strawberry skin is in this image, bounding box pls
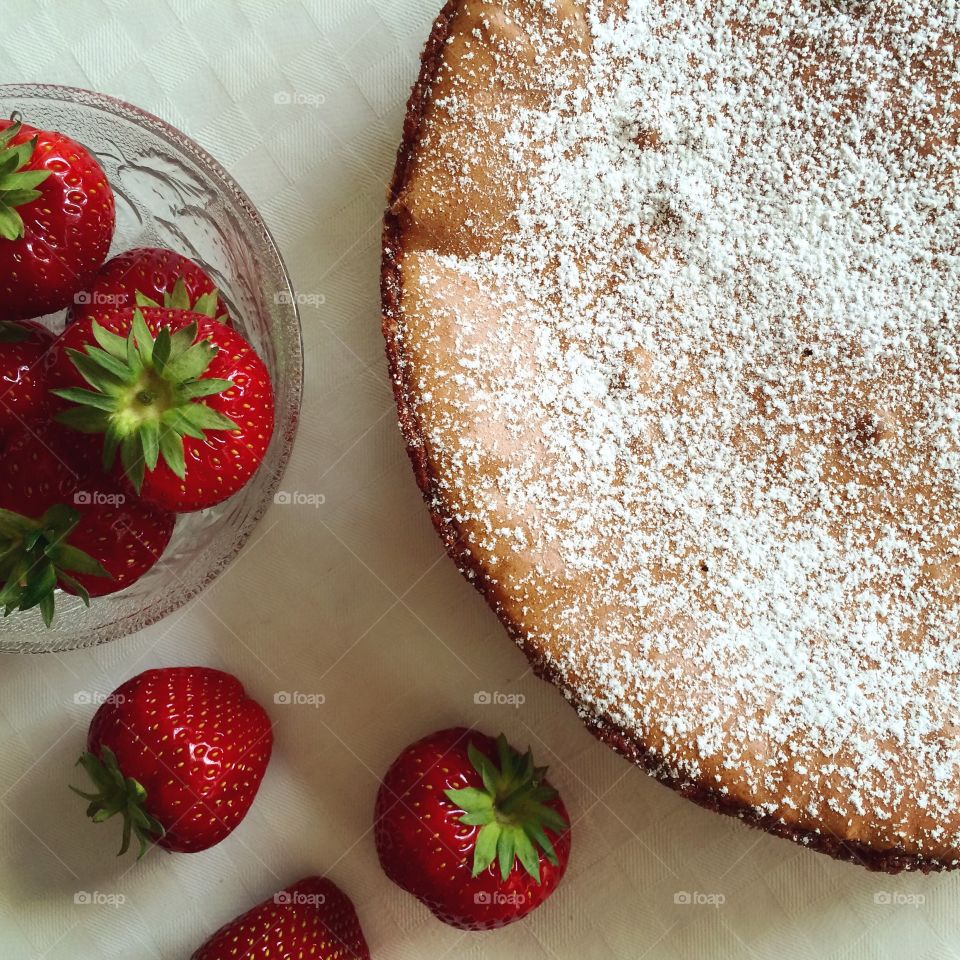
[86,667,273,853]
[0,420,90,516]
[0,319,56,441]
[375,727,572,930]
[191,877,371,960]
[70,247,231,326]
[48,306,274,512]
[63,495,175,597]
[0,120,115,322]
[0,423,172,596]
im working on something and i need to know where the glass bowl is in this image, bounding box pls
[0,84,303,654]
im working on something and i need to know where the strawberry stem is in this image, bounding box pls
[70,745,165,858]
[0,120,52,242]
[444,734,568,884]
[135,278,228,324]
[0,321,31,344]
[0,503,110,627]
[52,310,237,493]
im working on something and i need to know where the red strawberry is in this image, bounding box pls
[191,877,370,960]
[70,247,231,326]
[0,424,94,625]
[62,492,175,598]
[0,420,90,514]
[0,118,115,322]
[71,667,273,856]
[0,424,174,623]
[0,319,56,442]
[375,727,571,930]
[47,305,274,512]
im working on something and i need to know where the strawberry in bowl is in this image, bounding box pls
[70,246,231,326]
[0,116,115,321]
[0,423,174,625]
[0,319,55,444]
[0,85,302,651]
[48,306,274,512]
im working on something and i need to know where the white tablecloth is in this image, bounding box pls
[0,2,955,957]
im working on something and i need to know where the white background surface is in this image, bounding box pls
[0,1,957,957]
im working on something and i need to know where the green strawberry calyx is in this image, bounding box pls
[0,120,52,241]
[52,309,238,493]
[444,734,568,884]
[71,745,165,858]
[0,503,110,627]
[0,320,31,343]
[135,277,229,324]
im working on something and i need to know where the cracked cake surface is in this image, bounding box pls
[382,0,960,871]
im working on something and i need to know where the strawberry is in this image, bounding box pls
[62,493,175,598]
[0,319,55,442]
[47,305,274,512]
[70,246,231,327]
[0,118,115,322]
[191,877,370,960]
[71,667,273,856]
[374,727,571,930]
[0,421,85,514]
[0,424,174,624]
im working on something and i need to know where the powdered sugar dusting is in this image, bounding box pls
[395,0,960,857]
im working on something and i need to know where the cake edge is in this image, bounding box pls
[378,0,954,876]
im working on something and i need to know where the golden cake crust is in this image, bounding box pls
[382,0,960,873]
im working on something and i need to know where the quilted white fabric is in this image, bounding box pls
[0,1,955,957]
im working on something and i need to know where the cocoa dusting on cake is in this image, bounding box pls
[384,0,960,871]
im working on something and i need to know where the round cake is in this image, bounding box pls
[382,0,960,872]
